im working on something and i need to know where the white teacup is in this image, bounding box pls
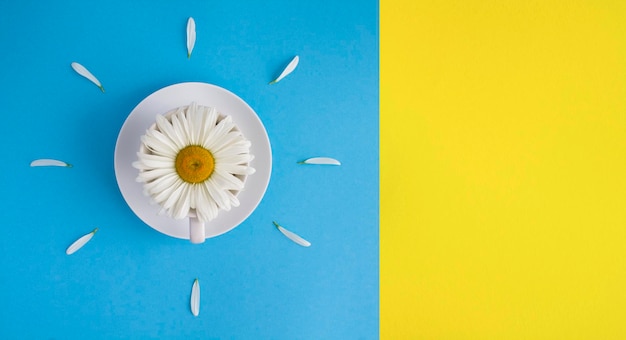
[136,104,250,243]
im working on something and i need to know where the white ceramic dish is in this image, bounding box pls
[114,82,272,239]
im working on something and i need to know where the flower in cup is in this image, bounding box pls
[133,102,255,222]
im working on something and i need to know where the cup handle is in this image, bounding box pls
[189,214,205,244]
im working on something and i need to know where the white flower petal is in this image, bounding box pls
[66,228,98,255]
[152,178,185,206]
[196,184,219,221]
[132,161,145,170]
[213,142,251,158]
[188,184,197,210]
[209,177,242,196]
[269,55,299,85]
[137,152,174,163]
[161,180,187,211]
[133,160,168,171]
[299,157,341,165]
[198,107,218,145]
[205,179,231,211]
[30,159,72,167]
[216,163,256,175]
[142,132,178,157]
[172,183,191,219]
[144,172,180,195]
[183,102,198,144]
[187,18,196,59]
[181,103,196,144]
[137,167,174,182]
[227,191,240,207]
[190,278,200,316]
[209,132,246,154]
[191,105,206,145]
[136,153,174,169]
[273,222,310,247]
[202,116,234,150]
[214,153,253,166]
[170,110,191,147]
[210,178,239,208]
[71,62,104,92]
[212,168,244,190]
[156,113,185,149]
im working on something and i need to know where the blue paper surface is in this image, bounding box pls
[0,0,378,338]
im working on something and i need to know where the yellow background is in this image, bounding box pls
[381,1,626,338]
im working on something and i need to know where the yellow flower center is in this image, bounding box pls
[175,145,215,183]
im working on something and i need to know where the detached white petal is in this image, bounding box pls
[273,221,311,247]
[269,55,299,84]
[66,228,98,255]
[30,159,72,167]
[298,157,341,165]
[190,278,200,317]
[71,62,104,92]
[187,17,196,58]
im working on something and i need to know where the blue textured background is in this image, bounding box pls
[0,1,378,338]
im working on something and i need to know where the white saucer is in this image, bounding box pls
[114,82,272,239]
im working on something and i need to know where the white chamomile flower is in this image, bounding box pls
[133,102,255,222]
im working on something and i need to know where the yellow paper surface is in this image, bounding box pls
[381,1,626,338]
